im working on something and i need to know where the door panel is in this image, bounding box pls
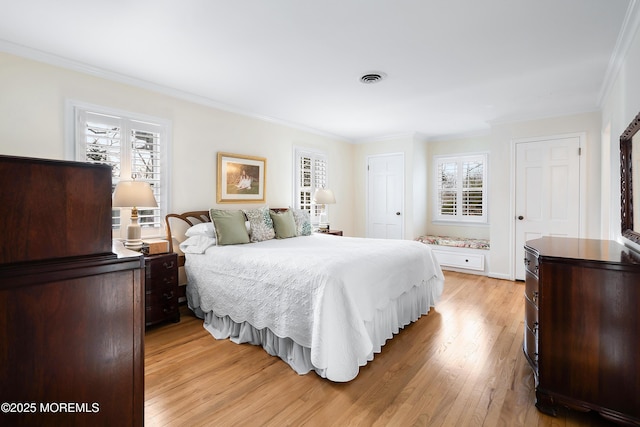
[367,154,404,239]
[515,137,580,280]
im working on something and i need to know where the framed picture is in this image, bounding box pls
[217,152,266,203]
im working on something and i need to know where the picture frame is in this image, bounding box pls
[217,152,266,203]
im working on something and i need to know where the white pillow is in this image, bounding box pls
[179,235,217,254]
[185,222,215,238]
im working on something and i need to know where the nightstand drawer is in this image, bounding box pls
[145,253,177,279]
[146,286,178,306]
[144,252,179,327]
[146,303,179,324]
[146,272,177,290]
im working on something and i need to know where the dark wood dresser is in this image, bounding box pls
[0,155,144,426]
[145,252,180,327]
[524,237,640,425]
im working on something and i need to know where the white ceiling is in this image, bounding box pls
[0,0,634,142]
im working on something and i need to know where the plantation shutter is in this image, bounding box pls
[434,154,487,223]
[295,148,328,225]
[76,109,164,231]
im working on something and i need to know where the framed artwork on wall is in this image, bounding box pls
[217,152,266,203]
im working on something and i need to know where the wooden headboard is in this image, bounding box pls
[165,208,290,284]
[165,210,211,254]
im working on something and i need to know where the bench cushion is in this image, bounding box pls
[415,235,490,250]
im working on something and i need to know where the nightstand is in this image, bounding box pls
[144,252,179,327]
[316,229,343,236]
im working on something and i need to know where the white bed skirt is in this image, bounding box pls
[192,277,439,381]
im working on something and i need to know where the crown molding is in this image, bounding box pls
[598,0,640,107]
[0,39,349,143]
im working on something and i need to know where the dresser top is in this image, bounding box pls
[525,237,640,265]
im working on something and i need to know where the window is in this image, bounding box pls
[434,153,487,223]
[68,102,170,237]
[293,147,329,225]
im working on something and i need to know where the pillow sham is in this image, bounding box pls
[242,206,275,242]
[185,221,215,238]
[291,208,312,236]
[269,209,297,239]
[209,209,251,245]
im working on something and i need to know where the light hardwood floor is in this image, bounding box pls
[144,271,617,426]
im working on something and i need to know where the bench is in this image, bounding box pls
[415,235,490,275]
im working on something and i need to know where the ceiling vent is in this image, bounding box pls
[360,72,387,84]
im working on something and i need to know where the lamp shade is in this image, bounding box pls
[313,188,336,204]
[112,181,158,208]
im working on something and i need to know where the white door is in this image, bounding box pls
[514,136,581,280]
[367,153,404,239]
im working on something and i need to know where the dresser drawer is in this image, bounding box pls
[525,297,539,334]
[524,326,538,371]
[525,271,539,307]
[524,249,539,276]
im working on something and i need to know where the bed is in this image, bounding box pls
[165,208,444,382]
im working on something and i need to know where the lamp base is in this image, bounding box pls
[125,218,143,250]
[123,239,144,250]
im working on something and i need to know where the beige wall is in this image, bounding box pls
[2,45,630,277]
[352,134,428,239]
[0,52,355,236]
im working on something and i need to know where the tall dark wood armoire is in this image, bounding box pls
[0,155,144,426]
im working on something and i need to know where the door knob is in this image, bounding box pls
[517,215,524,220]
[396,212,401,216]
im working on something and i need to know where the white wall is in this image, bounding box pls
[487,112,602,279]
[0,52,355,236]
[426,134,492,240]
[353,112,602,280]
[601,17,640,252]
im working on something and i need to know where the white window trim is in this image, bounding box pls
[292,146,329,226]
[65,100,171,239]
[433,152,489,224]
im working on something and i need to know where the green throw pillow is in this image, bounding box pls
[269,210,297,239]
[209,209,250,245]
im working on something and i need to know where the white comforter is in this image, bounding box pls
[185,234,444,381]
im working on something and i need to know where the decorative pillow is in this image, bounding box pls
[209,209,250,245]
[185,222,215,238]
[269,209,297,239]
[291,208,312,236]
[242,206,275,242]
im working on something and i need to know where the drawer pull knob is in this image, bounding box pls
[533,322,539,335]
[533,291,539,304]
[163,261,175,269]
[524,258,530,266]
[163,291,174,299]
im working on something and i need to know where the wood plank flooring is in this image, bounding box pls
[144,271,617,426]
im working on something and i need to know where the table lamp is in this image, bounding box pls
[112,180,158,249]
[313,188,336,231]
